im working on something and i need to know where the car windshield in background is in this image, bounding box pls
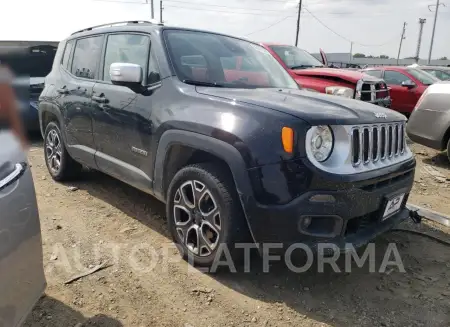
[424,69,450,81]
[164,30,298,89]
[270,45,324,69]
[407,68,440,85]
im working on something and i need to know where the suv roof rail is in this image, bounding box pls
[71,20,163,35]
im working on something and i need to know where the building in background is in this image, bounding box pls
[311,52,450,68]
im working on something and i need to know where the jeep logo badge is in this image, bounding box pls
[374,113,387,119]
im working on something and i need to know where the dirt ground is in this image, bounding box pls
[23,140,450,327]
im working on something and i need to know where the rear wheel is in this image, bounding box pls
[44,122,82,181]
[166,163,250,268]
[447,138,450,162]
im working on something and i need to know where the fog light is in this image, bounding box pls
[302,216,312,228]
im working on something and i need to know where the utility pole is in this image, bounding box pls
[397,22,407,65]
[160,0,163,24]
[349,42,353,63]
[146,0,154,19]
[415,18,427,63]
[428,0,446,64]
[294,0,302,46]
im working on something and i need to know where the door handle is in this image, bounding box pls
[0,162,27,191]
[57,87,69,94]
[92,95,108,103]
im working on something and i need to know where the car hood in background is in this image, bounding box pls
[196,87,405,125]
[291,67,381,84]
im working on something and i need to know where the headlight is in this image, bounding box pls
[325,86,354,98]
[303,88,320,93]
[308,125,334,162]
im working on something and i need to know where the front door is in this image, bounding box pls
[92,33,160,192]
[382,70,418,114]
[57,35,104,167]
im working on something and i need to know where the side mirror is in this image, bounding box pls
[401,80,416,89]
[110,63,143,85]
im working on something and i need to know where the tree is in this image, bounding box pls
[379,55,389,59]
[439,56,448,60]
[353,53,366,58]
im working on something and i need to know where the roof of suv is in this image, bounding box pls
[66,20,259,46]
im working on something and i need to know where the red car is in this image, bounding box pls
[362,66,440,116]
[260,43,391,108]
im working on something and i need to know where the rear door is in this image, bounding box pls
[56,35,104,167]
[382,69,418,113]
[0,131,45,327]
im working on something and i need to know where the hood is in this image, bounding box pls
[291,68,373,84]
[196,87,405,125]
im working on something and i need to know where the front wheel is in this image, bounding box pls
[166,163,250,268]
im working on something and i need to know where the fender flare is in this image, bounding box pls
[152,130,258,243]
[39,102,64,139]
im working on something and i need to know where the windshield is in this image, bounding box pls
[407,68,440,85]
[164,30,298,89]
[424,68,450,81]
[270,45,324,69]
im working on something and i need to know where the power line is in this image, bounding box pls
[164,0,289,12]
[244,15,295,36]
[302,7,398,47]
[164,5,285,16]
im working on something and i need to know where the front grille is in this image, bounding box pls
[351,122,406,167]
[357,81,389,103]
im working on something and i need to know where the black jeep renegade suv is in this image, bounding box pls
[39,21,415,267]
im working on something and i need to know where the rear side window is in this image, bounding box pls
[102,34,150,82]
[61,40,74,69]
[71,36,104,80]
[364,70,382,78]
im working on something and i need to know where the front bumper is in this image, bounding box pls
[370,96,392,108]
[241,157,415,251]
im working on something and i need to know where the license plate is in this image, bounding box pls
[382,193,405,220]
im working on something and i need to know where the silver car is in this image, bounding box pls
[0,130,46,327]
[406,81,450,161]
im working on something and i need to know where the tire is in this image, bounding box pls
[166,163,250,269]
[447,138,450,162]
[44,121,82,181]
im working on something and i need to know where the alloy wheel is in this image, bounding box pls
[173,180,222,256]
[45,129,63,174]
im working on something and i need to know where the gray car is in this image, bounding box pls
[406,81,450,161]
[417,66,450,81]
[0,130,46,326]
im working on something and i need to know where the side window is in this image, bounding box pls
[71,36,103,79]
[147,50,161,85]
[364,70,382,78]
[383,71,411,85]
[103,34,150,82]
[61,40,74,70]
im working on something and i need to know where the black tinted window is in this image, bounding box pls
[71,36,103,79]
[103,34,149,82]
[364,70,382,78]
[384,71,411,85]
[61,40,74,69]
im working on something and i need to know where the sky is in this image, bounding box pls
[0,0,449,59]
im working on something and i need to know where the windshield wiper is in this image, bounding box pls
[290,65,323,69]
[182,79,224,87]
